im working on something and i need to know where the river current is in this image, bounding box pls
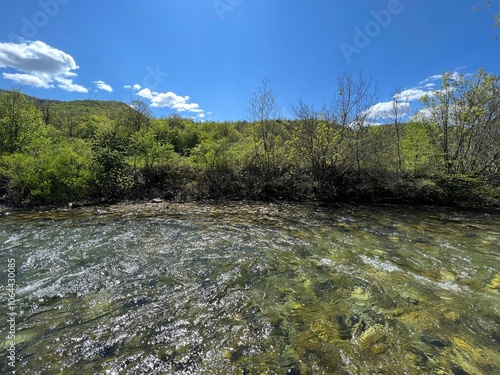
[1,202,499,374]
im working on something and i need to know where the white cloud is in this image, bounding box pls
[419,71,466,86]
[419,74,443,85]
[136,88,154,100]
[367,101,411,120]
[55,76,88,93]
[2,72,53,88]
[123,85,131,89]
[133,84,141,90]
[0,40,87,93]
[198,113,205,118]
[93,80,113,93]
[412,107,433,121]
[368,70,475,123]
[395,88,429,102]
[137,87,204,114]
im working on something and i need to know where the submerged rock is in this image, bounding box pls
[487,274,500,290]
[337,314,365,340]
[444,311,461,322]
[452,337,483,362]
[357,324,388,354]
[421,330,450,349]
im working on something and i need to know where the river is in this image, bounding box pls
[1,202,499,374]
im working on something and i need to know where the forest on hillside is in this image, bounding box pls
[0,69,499,208]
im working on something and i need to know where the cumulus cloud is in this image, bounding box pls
[395,88,429,102]
[93,80,113,93]
[136,87,204,113]
[0,40,87,93]
[133,84,141,90]
[56,76,88,93]
[2,72,52,88]
[367,101,411,120]
[367,70,474,123]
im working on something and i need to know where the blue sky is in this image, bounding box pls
[0,0,498,122]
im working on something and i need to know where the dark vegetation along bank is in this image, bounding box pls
[0,69,499,208]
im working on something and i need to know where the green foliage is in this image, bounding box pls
[90,124,129,199]
[438,174,500,206]
[190,122,245,170]
[163,118,201,156]
[0,90,47,153]
[128,126,176,169]
[0,138,94,205]
[401,121,440,175]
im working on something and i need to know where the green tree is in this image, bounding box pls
[0,136,94,205]
[91,120,130,199]
[0,90,46,154]
[128,125,175,169]
[401,121,439,175]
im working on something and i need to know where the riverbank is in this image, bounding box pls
[1,173,499,212]
[2,196,500,221]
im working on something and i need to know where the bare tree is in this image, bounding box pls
[386,88,410,172]
[473,0,500,37]
[291,99,323,172]
[249,78,280,170]
[129,99,152,132]
[326,71,379,174]
[420,69,500,175]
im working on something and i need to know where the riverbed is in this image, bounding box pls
[1,202,499,374]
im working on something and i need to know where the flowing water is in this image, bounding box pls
[1,202,499,375]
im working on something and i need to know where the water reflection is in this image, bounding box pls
[1,203,499,374]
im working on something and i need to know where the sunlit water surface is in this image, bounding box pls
[1,202,499,374]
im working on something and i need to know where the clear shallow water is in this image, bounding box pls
[1,202,499,374]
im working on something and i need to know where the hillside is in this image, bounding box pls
[0,89,131,122]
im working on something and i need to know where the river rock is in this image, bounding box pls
[357,324,387,354]
[421,330,449,349]
[487,274,500,290]
[452,337,483,361]
[444,311,460,322]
